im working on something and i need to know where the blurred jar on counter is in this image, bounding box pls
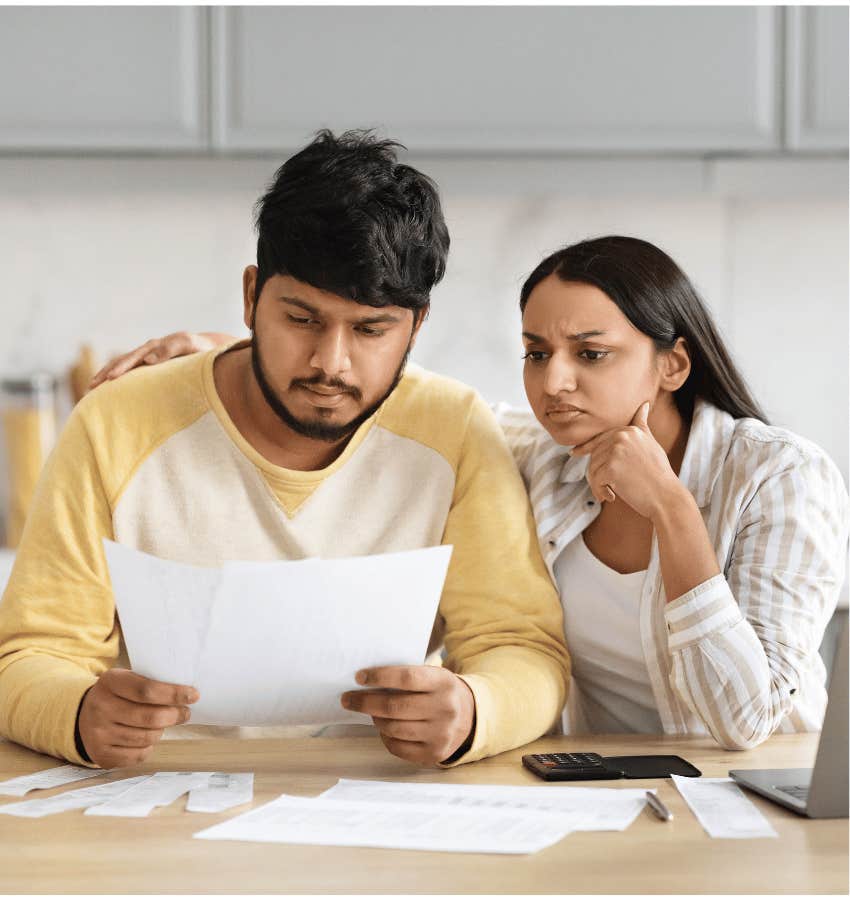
[1,374,58,548]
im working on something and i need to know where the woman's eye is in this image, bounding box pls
[579,349,609,362]
[522,350,548,362]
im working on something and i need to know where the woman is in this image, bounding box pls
[92,235,849,749]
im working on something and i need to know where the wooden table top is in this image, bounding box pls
[0,731,845,894]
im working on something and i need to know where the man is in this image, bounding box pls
[0,130,569,770]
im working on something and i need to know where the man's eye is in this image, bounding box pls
[288,315,315,325]
[358,326,385,337]
[579,349,609,362]
[521,351,548,362]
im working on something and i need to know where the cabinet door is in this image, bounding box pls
[212,6,779,153]
[786,6,849,150]
[0,7,207,150]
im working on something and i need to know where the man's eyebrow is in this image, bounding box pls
[279,297,319,315]
[355,312,402,325]
[522,329,607,342]
[279,296,402,325]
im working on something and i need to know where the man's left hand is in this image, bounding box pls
[341,665,475,766]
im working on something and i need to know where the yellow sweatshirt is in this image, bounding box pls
[0,347,570,766]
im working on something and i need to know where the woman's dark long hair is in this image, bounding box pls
[519,235,768,424]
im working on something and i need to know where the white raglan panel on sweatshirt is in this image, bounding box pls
[112,413,455,562]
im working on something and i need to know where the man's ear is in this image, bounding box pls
[243,265,259,330]
[660,336,691,392]
[408,303,430,350]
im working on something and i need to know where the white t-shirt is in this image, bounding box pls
[554,535,663,733]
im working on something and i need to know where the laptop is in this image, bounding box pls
[729,622,848,818]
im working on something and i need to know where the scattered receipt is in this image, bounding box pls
[0,765,103,797]
[104,540,452,727]
[672,775,777,839]
[85,771,212,818]
[0,776,150,818]
[194,793,570,854]
[186,773,254,813]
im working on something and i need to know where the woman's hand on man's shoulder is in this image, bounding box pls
[89,332,237,391]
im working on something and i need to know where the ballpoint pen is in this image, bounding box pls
[645,791,674,821]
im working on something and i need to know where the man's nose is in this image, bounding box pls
[309,328,352,377]
[542,352,578,397]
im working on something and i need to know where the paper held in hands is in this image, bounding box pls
[103,540,453,727]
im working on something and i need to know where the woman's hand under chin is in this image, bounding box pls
[570,400,686,521]
[89,331,237,391]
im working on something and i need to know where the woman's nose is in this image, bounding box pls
[542,353,578,397]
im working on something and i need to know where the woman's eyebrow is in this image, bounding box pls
[569,330,607,340]
[522,329,607,342]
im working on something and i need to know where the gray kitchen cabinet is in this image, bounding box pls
[786,6,849,151]
[211,6,780,153]
[0,7,207,151]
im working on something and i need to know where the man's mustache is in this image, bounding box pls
[291,375,362,401]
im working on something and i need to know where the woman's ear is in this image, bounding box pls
[660,337,691,391]
[243,266,258,330]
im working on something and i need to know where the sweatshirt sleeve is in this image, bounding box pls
[665,446,849,750]
[0,399,119,765]
[438,394,571,765]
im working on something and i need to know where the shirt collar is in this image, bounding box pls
[674,397,736,507]
[557,397,735,506]
[559,451,590,485]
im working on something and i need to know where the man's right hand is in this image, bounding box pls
[77,668,199,768]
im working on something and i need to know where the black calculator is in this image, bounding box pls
[522,751,624,781]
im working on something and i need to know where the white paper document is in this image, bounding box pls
[104,540,452,727]
[0,764,104,797]
[186,773,254,813]
[85,771,212,818]
[672,774,778,839]
[194,793,571,854]
[320,779,649,831]
[0,776,150,817]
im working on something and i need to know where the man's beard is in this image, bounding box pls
[250,333,411,444]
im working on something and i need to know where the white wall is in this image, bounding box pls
[0,156,846,489]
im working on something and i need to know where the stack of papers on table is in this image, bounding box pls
[194,778,651,855]
[104,540,452,727]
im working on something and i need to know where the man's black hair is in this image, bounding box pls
[253,129,450,312]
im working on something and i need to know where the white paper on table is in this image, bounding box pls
[0,776,150,817]
[193,793,571,854]
[0,764,104,797]
[104,539,452,727]
[671,774,778,839]
[85,771,212,818]
[186,773,254,813]
[320,779,649,832]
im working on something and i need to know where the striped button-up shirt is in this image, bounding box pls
[495,398,849,749]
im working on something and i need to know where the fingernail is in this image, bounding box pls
[340,695,351,709]
[185,690,199,704]
[181,708,191,723]
[355,670,367,685]
[144,353,158,363]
